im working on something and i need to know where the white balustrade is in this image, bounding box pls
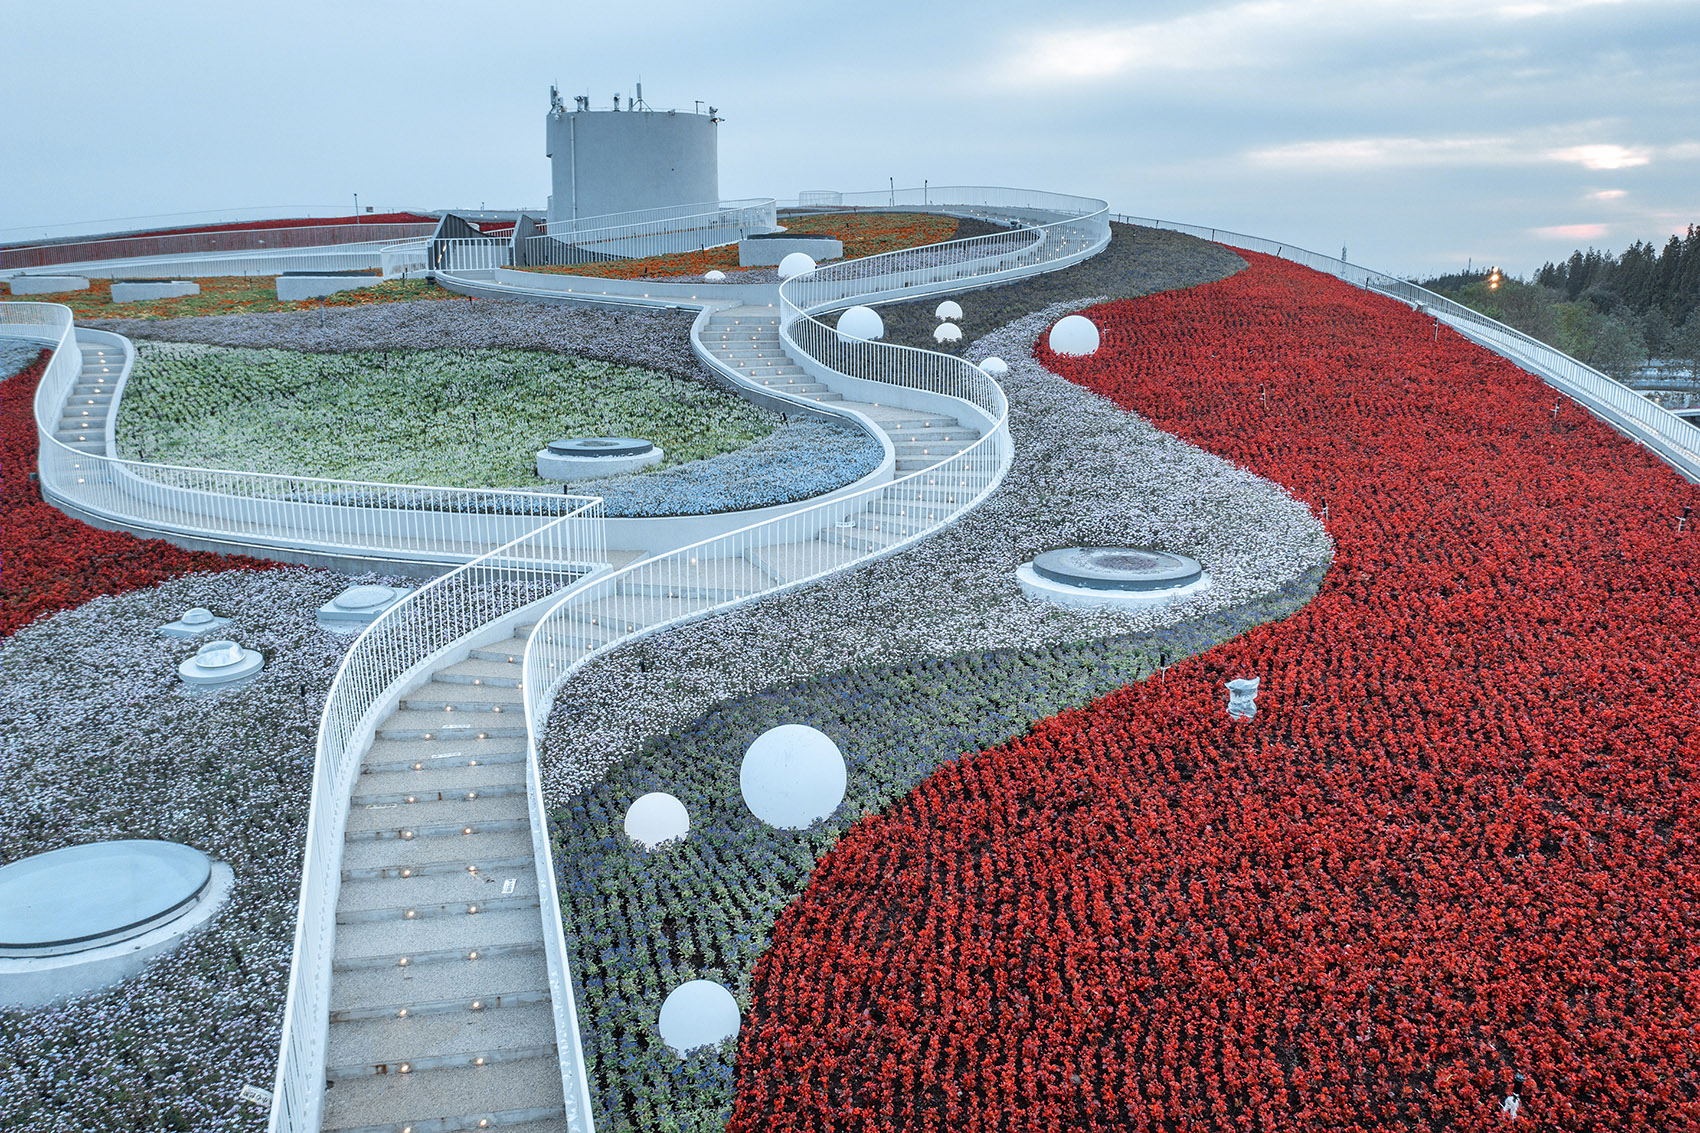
[1116,216,1700,484]
[516,199,777,269]
[6,300,596,567]
[269,502,605,1133]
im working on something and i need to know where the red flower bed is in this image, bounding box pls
[732,253,1700,1130]
[3,351,277,636]
[76,212,436,240]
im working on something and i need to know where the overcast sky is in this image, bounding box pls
[3,0,1695,276]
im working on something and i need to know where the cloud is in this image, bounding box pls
[1546,144,1652,169]
[1531,223,1611,240]
[1587,189,1628,200]
[1247,135,1513,169]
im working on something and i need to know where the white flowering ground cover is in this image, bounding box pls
[117,343,774,487]
[0,568,379,1133]
[103,301,885,515]
[534,302,1336,1128]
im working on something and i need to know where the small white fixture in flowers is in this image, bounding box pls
[624,792,690,850]
[658,979,740,1056]
[835,305,885,342]
[703,270,727,282]
[159,607,230,638]
[935,300,963,322]
[933,323,963,344]
[177,639,264,687]
[1048,314,1101,356]
[740,724,846,829]
[978,356,1009,376]
[777,252,816,280]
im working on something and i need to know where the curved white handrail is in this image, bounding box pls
[1117,216,1700,484]
[268,502,606,1133]
[5,300,600,567]
[517,186,1108,1129]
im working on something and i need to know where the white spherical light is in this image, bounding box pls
[623,792,690,851]
[703,270,727,282]
[777,252,816,280]
[740,724,847,830]
[934,299,963,321]
[1048,315,1101,357]
[835,305,885,342]
[979,356,1009,376]
[933,322,962,343]
[658,979,740,1056]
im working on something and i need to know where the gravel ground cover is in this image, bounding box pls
[0,568,375,1133]
[869,221,1247,354]
[734,253,1700,1130]
[1,275,457,321]
[536,274,1332,1126]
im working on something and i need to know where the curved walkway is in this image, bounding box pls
[5,188,1112,1133]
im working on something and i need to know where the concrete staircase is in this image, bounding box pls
[322,641,564,1133]
[53,337,123,454]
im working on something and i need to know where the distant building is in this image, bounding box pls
[545,85,720,227]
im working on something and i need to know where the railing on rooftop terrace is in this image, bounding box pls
[1118,216,1700,485]
[4,221,437,272]
[5,300,602,565]
[516,198,776,268]
[513,185,1108,1129]
[270,501,607,1133]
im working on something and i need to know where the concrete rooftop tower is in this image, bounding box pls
[545,83,720,227]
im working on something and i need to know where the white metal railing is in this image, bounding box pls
[1117,216,1700,484]
[6,300,598,566]
[432,237,514,273]
[4,220,435,273]
[547,198,773,234]
[516,185,1110,1128]
[776,186,1109,320]
[269,501,607,1133]
[381,241,430,279]
[23,243,398,280]
[517,199,776,269]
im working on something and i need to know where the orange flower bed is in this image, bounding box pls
[0,275,465,321]
[521,211,960,280]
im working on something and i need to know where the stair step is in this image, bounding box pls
[325,1002,558,1077]
[358,761,525,797]
[333,907,543,964]
[746,539,865,584]
[352,779,524,809]
[344,817,529,844]
[345,793,529,835]
[341,828,533,873]
[319,1055,564,1132]
[331,987,549,1025]
[434,658,524,688]
[331,950,550,1014]
[335,939,543,974]
[377,708,527,741]
[402,682,524,711]
[335,892,538,925]
[361,738,525,774]
[342,852,531,884]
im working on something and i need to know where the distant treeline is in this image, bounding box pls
[1419,224,1700,383]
